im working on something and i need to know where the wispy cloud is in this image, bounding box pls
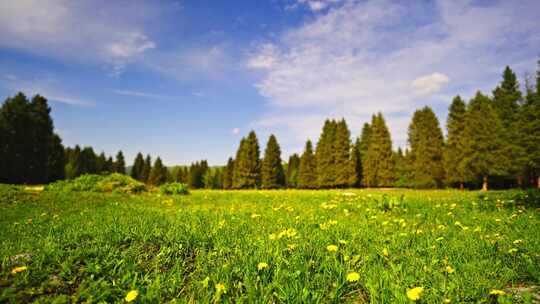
[249,0,540,151]
[112,89,171,100]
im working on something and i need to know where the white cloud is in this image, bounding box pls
[0,0,161,75]
[411,73,450,96]
[112,89,170,100]
[249,0,540,150]
[292,0,342,12]
[232,128,240,135]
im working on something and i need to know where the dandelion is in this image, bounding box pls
[445,266,455,274]
[287,244,297,251]
[251,213,261,219]
[339,240,348,245]
[489,289,506,296]
[508,248,518,254]
[326,245,338,252]
[215,283,226,294]
[382,248,389,257]
[346,272,360,282]
[406,287,424,301]
[513,239,524,245]
[11,266,27,274]
[125,290,138,302]
[443,298,451,303]
[257,262,269,270]
[269,233,277,240]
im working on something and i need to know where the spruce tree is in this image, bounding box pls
[393,148,409,187]
[96,152,107,174]
[47,134,65,182]
[298,140,317,189]
[519,60,540,187]
[65,145,82,179]
[358,122,372,186]
[114,150,126,174]
[80,147,97,174]
[407,106,445,188]
[149,157,168,185]
[316,120,337,188]
[347,140,361,187]
[261,134,285,189]
[141,155,152,182]
[233,131,260,188]
[334,119,351,187]
[444,96,467,189]
[461,91,508,190]
[105,156,115,173]
[131,152,145,180]
[363,113,394,187]
[286,154,300,188]
[222,158,234,189]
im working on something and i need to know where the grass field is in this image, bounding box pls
[1,185,539,303]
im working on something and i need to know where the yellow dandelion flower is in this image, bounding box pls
[257,262,269,270]
[346,272,360,282]
[269,233,277,240]
[489,289,506,296]
[339,240,348,245]
[443,298,451,303]
[508,248,518,254]
[11,266,28,274]
[406,287,424,301]
[326,245,338,252]
[513,239,524,245]
[251,213,261,219]
[445,266,455,274]
[215,283,226,294]
[382,248,389,257]
[125,290,138,302]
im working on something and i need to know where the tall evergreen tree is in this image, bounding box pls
[65,145,82,179]
[79,147,97,175]
[347,140,361,187]
[149,157,168,185]
[96,152,107,174]
[28,95,54,183]
[316,120,337,188]
[393,148,409,187]
[286,154,300,188]
[444,96,467,189]
[407,106,445,188]
[47,134,65,182]
[363,113,394,187]
[298,140,317,189]
[221,158,234,189]
[461,91,508,190]
[105,156,115,173]
[334,119,351,188]
[131,152,145,180]
[141,155,152,183]
[233,131,261,189]
[188,160,209,189]
[114,150,126,174]
[261,134,285,189]
[358,122,372,186]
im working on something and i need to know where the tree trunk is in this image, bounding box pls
[537,176,540,189]
[459,182,464,191]
[481,176,488,192]
[517,175,523,188]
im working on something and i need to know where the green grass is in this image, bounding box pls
[1,185,539,303]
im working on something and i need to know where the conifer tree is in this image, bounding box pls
[347,140,361,187]
[334,119,351,187]
[461,91,508,190]
[286,154,300,188]
[188,160,208,189]
[149,157,168,185]
[222,158,234,189]
[298,140,317,189]
[393,148,409,187]
[316,120,337,188]
[407,106,445,188]
[358,122,372,186]
[444,96,467,189]
[141,155,152,182]
[65,145,82,179]
[131,152,145,180]
[47,134,65,182]
[105,156,115,173]
[363,113,394,187]
[96,152,107,174]
[261,134,285,189]
[80,147,98,174]
[233,131,260,188]
[114,151,126,174]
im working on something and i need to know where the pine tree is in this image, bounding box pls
[222,158,234,189]
[363,113,394,187]
[65,145,82,179]
[96,152,107,174]
[444,96,467,189]
[286,154,300,188]
[316,120,337,188]
[347,140,361,187]
[461,91,508,191]
[261,134,285,189]
[298,140,317,189]
[407,106,445,188]
[358,122,372,186]
[47,134,65,182]
[80,147,97,174]
[233,131,261,189]
[29,95,54,183]
[131,152,145,180]
[334,119,351,188]
[114,150,126,174]
[141,155,152,183]
[149,157,168,185]
[105,156,115,173]
[393,148,409,187]
[188,160,208,189]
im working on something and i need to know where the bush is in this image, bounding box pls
[46,173,147,194]
[159,183,190,195]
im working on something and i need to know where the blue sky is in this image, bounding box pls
[1,0,539,166]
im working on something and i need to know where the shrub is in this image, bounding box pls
[159,183,190,195]
[46,173,147,194]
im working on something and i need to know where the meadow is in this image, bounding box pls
[1,185,539,303]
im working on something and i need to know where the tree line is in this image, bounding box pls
[1,63,539,190]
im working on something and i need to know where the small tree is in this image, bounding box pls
[261,134,285,189]
[298,140,317,189]
[149,157,168,185]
